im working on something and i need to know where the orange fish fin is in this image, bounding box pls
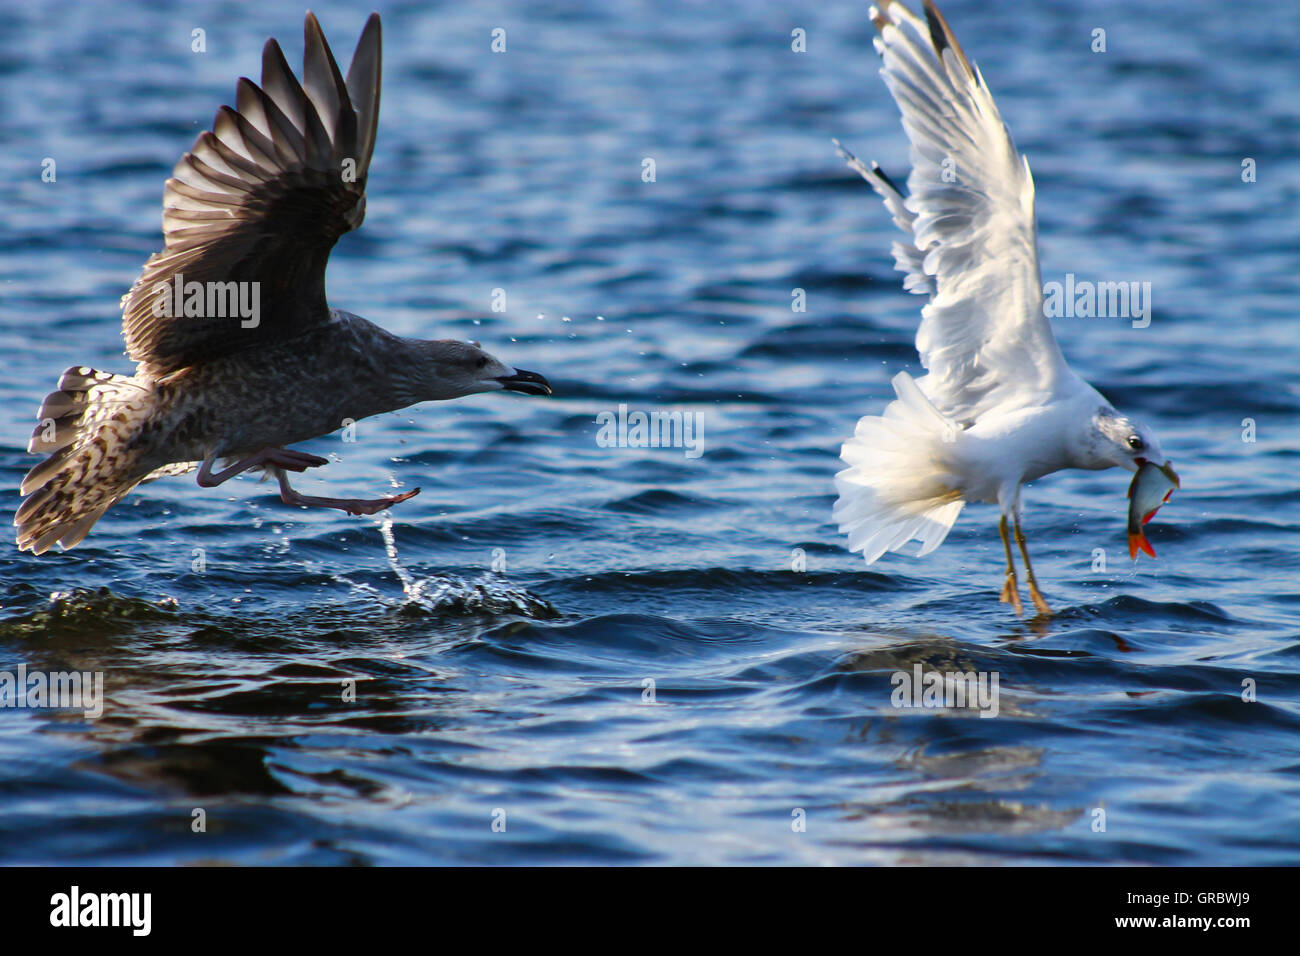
[1129,532,1156,559]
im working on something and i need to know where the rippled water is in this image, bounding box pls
[1,0,1298,865]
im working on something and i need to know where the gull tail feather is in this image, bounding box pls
[833,371,966,564]
[16,368,152,554]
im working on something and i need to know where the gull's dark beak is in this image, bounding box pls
[497,368,552,396]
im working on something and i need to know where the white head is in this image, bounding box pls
[1080,406,1166,472]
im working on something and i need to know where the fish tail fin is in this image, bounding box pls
[833,371,966,564]
[16,367,151,554]
[1128,531,1156,560]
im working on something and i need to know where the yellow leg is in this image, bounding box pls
[998,514,1023,616]
[1013,513,1053,617]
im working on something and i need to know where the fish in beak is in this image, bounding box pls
[1127,459,1180,559]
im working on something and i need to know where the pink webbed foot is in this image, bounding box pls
[273,467,420,516]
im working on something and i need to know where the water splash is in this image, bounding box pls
[377,513,419,597]
[372,515,558,618]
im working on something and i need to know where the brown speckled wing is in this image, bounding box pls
[120,12,382,378]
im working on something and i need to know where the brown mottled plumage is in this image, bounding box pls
[17,13,550,555]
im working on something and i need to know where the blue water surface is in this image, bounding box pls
[1,0,1298,865]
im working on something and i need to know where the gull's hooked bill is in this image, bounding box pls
[497,368,552,396]
[1127,460,1180,560]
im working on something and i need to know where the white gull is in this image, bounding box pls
[832,0,1173,615]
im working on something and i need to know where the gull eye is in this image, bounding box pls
[1127,435,1143,451]
[475,356,490,370]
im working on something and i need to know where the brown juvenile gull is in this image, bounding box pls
[16,12,551,555]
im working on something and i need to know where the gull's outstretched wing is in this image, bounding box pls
[120,12,382,378]
[844,0,1072,422]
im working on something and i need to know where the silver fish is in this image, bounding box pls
[1127,460,1180,559]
